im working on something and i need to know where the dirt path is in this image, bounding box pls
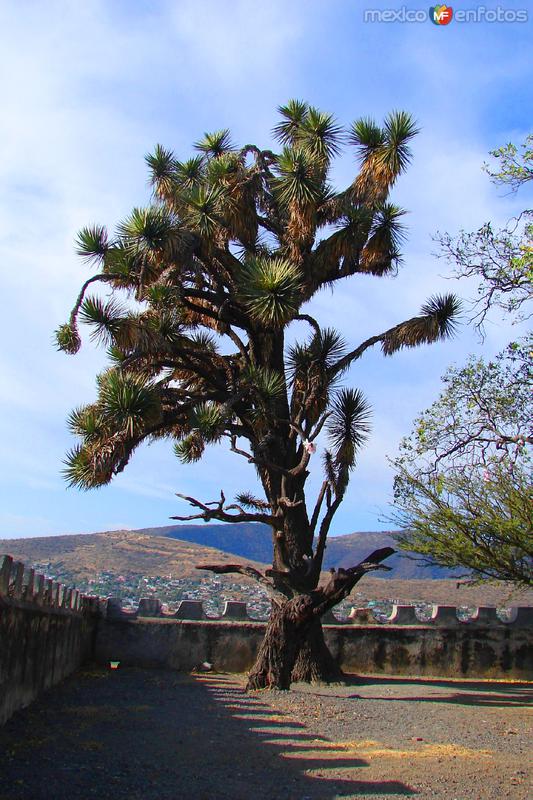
[0,668,531,799]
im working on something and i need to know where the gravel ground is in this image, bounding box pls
[0,667,531,800]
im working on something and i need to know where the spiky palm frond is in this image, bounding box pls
[117,206,182,261]
[55,323,81,354]
[273,148,323,206]
[175,156,205,191]
[322,449,338,487]
[98,309,182,364]
[312,206,374,276]
[106,345,128,366]
[146,283,178,308]
[273,100,309,146]
[382,294,462,355]
[237,257,302,326]
[288,328,347,426]
[67,404,106,441]
[360,204,406,275]
[287,327,347,381]
[241,365,286,401]
[181,186,224,238]
[98,248,137,286]
[298,107,344,162]
[194,129,235,158]
[145,144,177,198]
[314,328,347,367]
[79,295,126,346]
[62,429,136,489]
[348,118,385,160]
[149,309,184,344]
[174,432,205,463]
[189,331,219,353]
[205,152,241,184]
[98,371,160,436]
[190,401,225,443]
[99,312,141,354]
[350,112,418,203]
[327,388,372,469]
[381,111,419,176]
[420,293,462,338]
[75,225,109,265]
[63,444,100,489]
[234,491,270,510]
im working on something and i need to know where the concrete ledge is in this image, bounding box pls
[93,617,533,680]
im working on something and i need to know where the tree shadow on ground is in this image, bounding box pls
[337,675,533,708]
[0,667,416,800]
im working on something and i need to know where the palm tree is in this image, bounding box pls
[57,102,460,689]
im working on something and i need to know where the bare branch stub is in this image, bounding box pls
[196,563,286,604]
[312,547,396,616]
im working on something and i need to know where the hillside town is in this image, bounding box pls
[31,562,377,619]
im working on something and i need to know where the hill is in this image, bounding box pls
[2,526,532,607]
[0,530,265,583]
[137,522,456,579]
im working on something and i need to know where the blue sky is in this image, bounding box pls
[0,0,531,540]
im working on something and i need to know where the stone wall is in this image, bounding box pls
[1,547,532,729]
[95,598,533,680]
[0,555,100,724]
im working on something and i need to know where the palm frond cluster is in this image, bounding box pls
[57,101,459,576]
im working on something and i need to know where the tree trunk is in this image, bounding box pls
[200,549,395,690]
[246,597,342,690]
[291,615,343,684]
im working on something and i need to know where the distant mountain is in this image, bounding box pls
[137,522,457,580]
[0,530,265,583]
[0,524,456,582]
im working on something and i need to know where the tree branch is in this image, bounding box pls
[309,491,344,582]
[69,273,132,327]
[171,491,278,527]
[293,313,321,337]
[229,435,293,477]
[329,332,384,376]
[309,480,328,537]
[196,562,287,605]
[312,547,395,616]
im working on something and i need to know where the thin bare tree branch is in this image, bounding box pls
[171,491,278,527]
[196,563,286,605]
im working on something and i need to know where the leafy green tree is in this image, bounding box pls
[435,135,532,334]
[392,338,532,587]
[57,102,460,689]
[392,137,532,588]
[484,135,533,191]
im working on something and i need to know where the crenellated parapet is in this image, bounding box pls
[2,552,530,627]
[0,554,101,614]
[106,598,254,621]
[103,595,533,626]
[350,603,533,626]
